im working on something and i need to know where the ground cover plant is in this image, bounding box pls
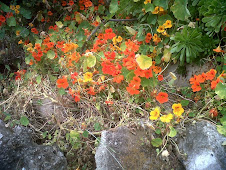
[0,0,225,169]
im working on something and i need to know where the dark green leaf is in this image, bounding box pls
[181,100,189,106]
[0,2,10,12]
[20,7,32,19]
[7,17,16,27]
[144,3,154,12]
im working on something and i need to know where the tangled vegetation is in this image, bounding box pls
[0,0,225,169]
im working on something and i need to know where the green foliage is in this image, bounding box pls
[170,26,203,65]
[198,0,226,34]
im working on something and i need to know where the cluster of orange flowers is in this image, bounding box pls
[190,69,224,92]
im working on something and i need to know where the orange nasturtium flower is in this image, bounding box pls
[144,0,151,4]
[196,73,206,83]
[191,81,201,92]
[160,114,173,123]
[206,69,217,80]
[149,107,161,120]
[213,46,224,53]
[172,103,184,117]
[211,78,222,89]
[56,77,69,89]
[156,92,168,104]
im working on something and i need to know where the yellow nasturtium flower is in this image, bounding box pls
[150,107,161,120]
[152,7,159,14]
[16,30,20,36]
[172,103,184,117]
[112,37,117,45]
[116,36,123,43]
[83,72,93,82]
[163,20,172,29]
[16,5,20,9]
[10,5,15,10]
[157,26,165,33]
[160,114,173,123]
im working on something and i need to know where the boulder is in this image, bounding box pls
[95,126,184,170]
[177,121,226,170]
[0,120,67,170]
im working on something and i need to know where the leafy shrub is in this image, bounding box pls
[198,0,226,35]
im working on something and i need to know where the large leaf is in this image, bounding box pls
[109,0,119,14]
[125,26,136,35]
[168,126,177,137]
[215,82,226,99]
[7,17,16,27]
[170,0,190,21]
[136,54,152,70]
[47,50,55,59]
[86,55,96,68]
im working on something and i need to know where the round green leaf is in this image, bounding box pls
[136,54,152,70]
[151,138,163,147]
[168,126,177,137]
[20,116,29,126]
[47,50,55,59]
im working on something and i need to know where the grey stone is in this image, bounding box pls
[177,121,226,170]
[0,120,67,170]
[95,126,184,170]
[163,62,214,87]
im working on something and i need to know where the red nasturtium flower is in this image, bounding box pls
[56,78,69,89]
[157,74,164,81]
[31,28,38,34]
[87,87,96,95]
[156,92,168,104]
